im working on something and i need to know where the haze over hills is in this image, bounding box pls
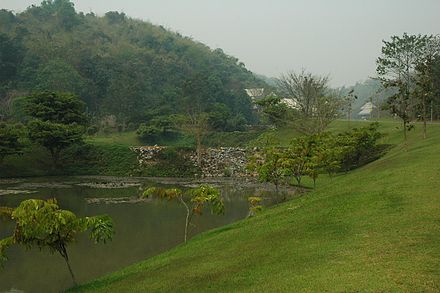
[0,1,266,129]
[4,0,440,87]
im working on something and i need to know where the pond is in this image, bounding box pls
[0,176,293,293]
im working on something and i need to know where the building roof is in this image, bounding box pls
[358,102,376,116]
[245,88,265,99]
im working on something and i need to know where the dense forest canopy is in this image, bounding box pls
[0,0,266,130]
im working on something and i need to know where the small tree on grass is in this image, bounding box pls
[305,156,320,189]
[248,147,286,193]
[143,185,224,243]
[0,199,114,286]
[283,136,319,186]
[247,196,263,218]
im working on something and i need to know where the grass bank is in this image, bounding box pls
[69,122,440,292]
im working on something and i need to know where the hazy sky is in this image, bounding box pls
[2,0,440,87]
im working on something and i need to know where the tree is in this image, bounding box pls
[178,75,214,166]
[278,70,329,117]
[175,113,210,167]
[283,135,319,186]
[414,36,440,138]
[27,120,84,167]
[255,94,290,127]
[0,198,114,286]
[305,154,321,189]
[0,33,24,86]
[277,70,342,134]
[376,33,432,140]
[0,122,25,163]
[248,147,286,193]
[336,123,382,172]
[25,91,87,167]
[136,115,178,143]
[342,89,357,127]
[143,185,224,243]
[247,196,263,217]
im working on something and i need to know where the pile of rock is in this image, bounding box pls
[188,147,249,177]
[131,146,251,177]
[131,146,165,165]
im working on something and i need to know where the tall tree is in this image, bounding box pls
[25,91,87,167]
[414,36,440,138]
[376,33,431,140]
[0,122,25,163]
[277,70,341,134]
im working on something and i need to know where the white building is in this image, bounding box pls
[245,88,299,110]
[245,88,265,102]
[358,102,376,118]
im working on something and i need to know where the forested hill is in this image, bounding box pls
[0,0,266,129]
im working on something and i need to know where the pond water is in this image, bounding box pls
[0,176,291,293]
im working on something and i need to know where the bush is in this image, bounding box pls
[87,125,98,136]
[336,122,383,171]
[136,116,178,143]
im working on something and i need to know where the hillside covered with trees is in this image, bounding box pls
[0,0,265,132]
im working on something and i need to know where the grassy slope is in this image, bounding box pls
[71,122,440,292]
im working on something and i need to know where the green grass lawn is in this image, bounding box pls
[86,131,142,146]
[70,122,440,292]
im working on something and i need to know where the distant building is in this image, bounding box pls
[358,102,376,119]
[245,88,300,110]
[245,88,265,102]
[280,98,300,109]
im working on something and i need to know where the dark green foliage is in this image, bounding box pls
[136,115,178,143]
[27,120,84,162]
[24,91,87,125]
[0,122,25,163]
[0,33,24,85]
[0,142,138,177]
[24,91,87,167]
[335,122,383,171]
[0,2,265,128]
[255,95,289,127]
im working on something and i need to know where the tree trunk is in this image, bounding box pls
[422,96,427,139]
[295,175,301,186]
[179,196,191,243]
[403,121,407,141]
[49,148,61,170]
[59,246,77,286]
